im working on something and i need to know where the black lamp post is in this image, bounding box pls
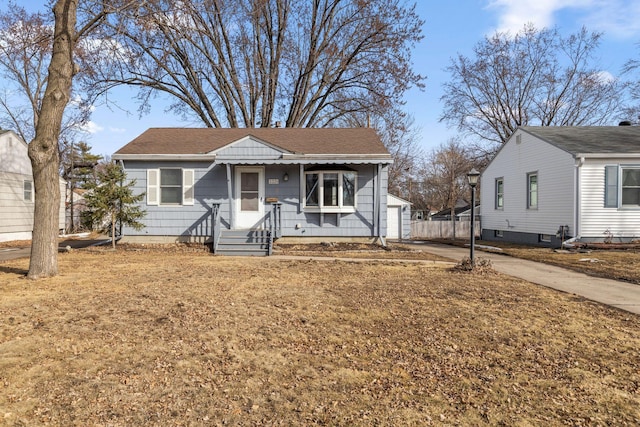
[467,168,480,266]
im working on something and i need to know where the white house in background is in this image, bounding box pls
[480,126,640,247]
[0,130,66,242]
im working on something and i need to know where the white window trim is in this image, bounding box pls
[605,165,640,210]
[23,180,33,202]
[147,168,195,206]
[620,165,640,209]
[303,170,357,213]
[527,172,538,209]
[495,177,504,210]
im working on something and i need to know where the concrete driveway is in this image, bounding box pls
[0,237,111,263]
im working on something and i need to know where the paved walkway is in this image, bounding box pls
[402,241,640,316]
[0,237,111,263]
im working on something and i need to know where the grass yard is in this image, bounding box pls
[424,238,640,285]
[1,248,639,426]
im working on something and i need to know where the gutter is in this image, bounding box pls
[112,154,217,161]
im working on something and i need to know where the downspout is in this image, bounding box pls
[115,159,125,242]
[572,156,584,244]
[226,164,233,229]
[376,163,386,246]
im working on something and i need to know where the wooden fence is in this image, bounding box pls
[411,220,481,239]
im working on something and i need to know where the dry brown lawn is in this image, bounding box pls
[1,246,639,426]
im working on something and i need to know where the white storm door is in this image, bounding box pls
[235,167,265,229]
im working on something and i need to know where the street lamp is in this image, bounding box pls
[467,168,480,266]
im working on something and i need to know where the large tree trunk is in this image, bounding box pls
[27,0,77,279]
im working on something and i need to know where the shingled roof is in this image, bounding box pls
[114,128,390,156]
[520,126,640,155]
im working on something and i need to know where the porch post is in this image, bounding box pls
[226,163,234,229]
[376,163,383,238]
[299,164,304,214]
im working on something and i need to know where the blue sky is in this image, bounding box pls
[15,0,640,157]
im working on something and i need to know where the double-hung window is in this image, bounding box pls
[147,168,195,206]
[527,172,538,209]
[622,168,640,206]
[160,169,182,204]
[23,180,33,202]
[304,170,357,212]
[605,165,640,208]
[495,178,504,209]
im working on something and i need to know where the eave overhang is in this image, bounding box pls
[112,154,217,161]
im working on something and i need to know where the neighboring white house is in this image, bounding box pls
[0,130,66,242]
[480,126,640,247]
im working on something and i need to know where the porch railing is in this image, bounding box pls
[268,202,282,255]
[269,202,282,238]
[211,203,221,253]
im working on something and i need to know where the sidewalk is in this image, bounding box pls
[408,241,640,316]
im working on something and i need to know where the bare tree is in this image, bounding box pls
[88,0,424,129]
[440,25,626,149]
[0,3,92,143]
[25,0,112,278]
[342,107,422,199]
[420,139,474,237]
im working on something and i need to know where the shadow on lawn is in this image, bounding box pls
[0,265,28,276]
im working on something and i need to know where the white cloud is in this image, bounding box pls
[486,0,640,39]
[486,0,595,34]
[583,0,640,39]
[79,121,104,135]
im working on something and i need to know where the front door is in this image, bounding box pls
[235,166,265,229]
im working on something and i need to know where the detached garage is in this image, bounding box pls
[387,194,411,240]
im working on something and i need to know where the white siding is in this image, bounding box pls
[0,131,66,241]
[579,158,640,239]
[480,129,576,236]
[0,171,35,235]
[0,131,31,174]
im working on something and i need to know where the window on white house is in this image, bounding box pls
[494,230,503,238]
[527,172,538,209]
[304,170,357,212]
[622,168,640,207]
[539,234,552,243]
[23,180,33,202]
[495,178,504,209]
[605,165,640,208]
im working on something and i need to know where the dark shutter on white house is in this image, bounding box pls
[604,165,618,208]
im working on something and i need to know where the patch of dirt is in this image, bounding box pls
[274,242,450,261]
[0,251,639,425]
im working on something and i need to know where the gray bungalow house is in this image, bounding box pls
[112,128,393,255]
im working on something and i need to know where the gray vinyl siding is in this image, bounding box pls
[215,138,285,161]
[480,129,575,239]
[120,161,386,240]
[580,158,640,240]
